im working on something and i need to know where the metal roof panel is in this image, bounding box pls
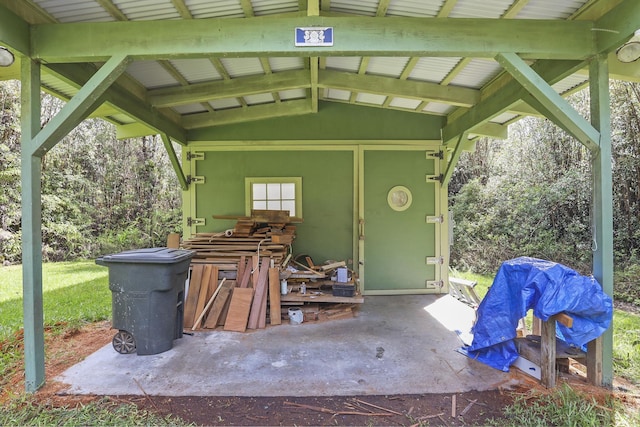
[325,57,362,73]
[356,93,387,105]
[279,89,306,100]
[269,57,305,72]
[514,0,586,20]
[169,59,222,83]
[251,0,299,16]
[244,93,276,105]
[172,104,208,114]
[389,97,423,109]
[386,0,443,18]
[33,0,114,22]
[330,0,379,16]
[209,98,242,110]
[366,57,410,78]
[448,59,501,89]
[449,0,512,18]
[111,0,181,20]
[185,0,245,18]
[324,88,351,101]
[126,61,178,88]
[408,57,461,84]
[220,58,265,78]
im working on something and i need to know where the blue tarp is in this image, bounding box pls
[461,257,613,372]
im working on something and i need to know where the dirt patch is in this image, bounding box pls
[2,321,639,426]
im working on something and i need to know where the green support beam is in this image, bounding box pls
[442,59,584,144]
[31,54,132,157]
[183,99,313,129]
[148,70,310,108]
[318,70,479,107]
[594,0,640,54]
[0,3,30,56]
[160,134,189,191]
[45,63,187,145]
[495,52,600,152]
[589,54,614,387]
[30,16,595,62]
[20,58,45,393]
[442,132,468,186]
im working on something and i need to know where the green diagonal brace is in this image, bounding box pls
[442,132,468,186]
[160,134,188,191]
[495,52,600,152]
[29,54,132,157]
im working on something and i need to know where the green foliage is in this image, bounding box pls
[0,82,182,264]
[612,309,640,385]
[488,384,629,427]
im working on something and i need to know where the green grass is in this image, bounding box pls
[0,396,187,426]
[0,261,111,342]
[487,383,638,427]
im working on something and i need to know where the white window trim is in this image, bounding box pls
[245,177,303,218]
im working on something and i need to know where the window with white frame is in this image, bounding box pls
[245,177,302,217]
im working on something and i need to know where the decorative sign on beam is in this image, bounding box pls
[295,27,333,46]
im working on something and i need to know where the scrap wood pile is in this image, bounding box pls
[179,210,359,333]
[181,210,300,268]
[182,255,359,332]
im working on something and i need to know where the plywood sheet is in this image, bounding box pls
[223,288,254,332]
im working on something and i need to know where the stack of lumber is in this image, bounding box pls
[183,256,282,332]
[181,210,298,267]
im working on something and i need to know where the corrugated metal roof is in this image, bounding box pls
[126,61,178,88]
[386,0,443,18]
[220,58,265,78]
[7,0,610,141]
[112,0,181,21]
[169,59,222,84]
[515,0,586,20]
[449,0,513,18]
[367,57,411,78]
[185,0,245,19]
[448,59,502,89]
[33,0,113,22]
[408,57,461,84]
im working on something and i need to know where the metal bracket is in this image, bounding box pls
[187,151,205,161]
[425,280,444,289]
[426,256,444,265]
[426,174,443,184]
[426,214,444,224]
[186,175,205,184]
[187,217,205,227]
[427,150,443,160]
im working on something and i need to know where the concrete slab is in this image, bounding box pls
[57,295,514,397]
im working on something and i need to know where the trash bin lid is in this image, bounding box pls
[98,247,195,264]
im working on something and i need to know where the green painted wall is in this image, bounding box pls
[188,101,444,141]
[195,150,354,264]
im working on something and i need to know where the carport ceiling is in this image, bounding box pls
[0,0,637,143]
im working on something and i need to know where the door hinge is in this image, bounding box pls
[426,214,444,224]
[427,150,443,160]
[426,256,444,265]
[187,217,205,227]
[425,280,444,289]
[187,151,205,161]
[187,175,205,184]
[426,174,443,184]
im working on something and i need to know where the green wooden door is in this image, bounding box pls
[362,149,443,294]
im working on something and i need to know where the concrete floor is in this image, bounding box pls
[57,294,516,397]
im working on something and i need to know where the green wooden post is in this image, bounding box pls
[589,54,614,387]
[20,58,45,393]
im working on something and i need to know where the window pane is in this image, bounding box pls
[267,200,281,210]
[281,183,295,199]
[281,200,296,216]
[253,200,267,210]
[253,183,266,200]
[267,183,281,199]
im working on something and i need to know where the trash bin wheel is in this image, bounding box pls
[112,330,136,354]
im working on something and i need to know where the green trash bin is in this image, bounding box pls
[96,247,194,355]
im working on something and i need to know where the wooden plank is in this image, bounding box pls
[193,278,226,330]
[237,256,246,284]
[183,264,204,329]
[194,265,213,327]
[203,280,234,329]
[223,287,255,332]
[239,259,252,288]
[251,255,260,288]
[268,267,281,325]
[551,312,574,328]
[541,318,556,388]
[247,258,269,329]
[205,266,219,302]
[166,233,180,248]
[217,280,236,326]
[257,266,269,329]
